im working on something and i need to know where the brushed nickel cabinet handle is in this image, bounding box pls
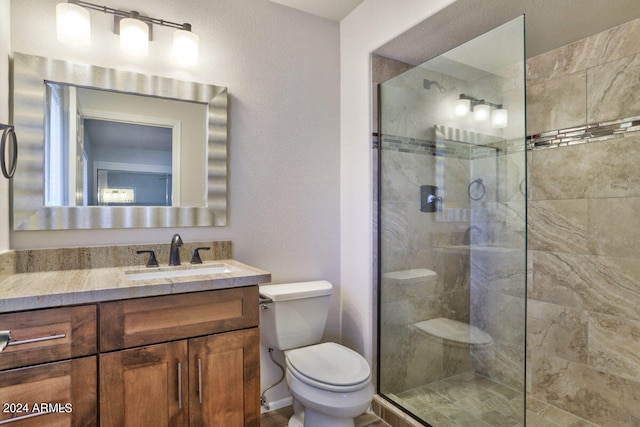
[198,358,203,404]
[0,331,9,352]
[0,411,54,424]
[7,333,66,347]
[177,362,183,410]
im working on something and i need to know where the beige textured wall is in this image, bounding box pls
[8,0,340,408]
[526,17,640,427]
[0,0,9,252]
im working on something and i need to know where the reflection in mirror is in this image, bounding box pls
[12,52,228,230]
[88,120,172,207]
[44,83,208,208]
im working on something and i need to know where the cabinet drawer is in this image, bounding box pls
[0,305,97,371]
[0,356,97,426]
[100,286,259,351]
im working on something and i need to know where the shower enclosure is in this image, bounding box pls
[377,17,526,426]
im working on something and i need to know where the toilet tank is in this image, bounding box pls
[259,281,332,351]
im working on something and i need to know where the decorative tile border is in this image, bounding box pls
[375,125,526,161]
[528,116,640,150]
[377,135,507,160]
[379,133,443,156]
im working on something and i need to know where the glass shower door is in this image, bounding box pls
[377,16,526,426]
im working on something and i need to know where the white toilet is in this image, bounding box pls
[259,281,374,427]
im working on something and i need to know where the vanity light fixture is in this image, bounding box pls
[453,98,471,117]
[473,103,491,121]
[55,1,91,46]
[454,94,508,128]
[491,108,508,129]
[55,0,199,65]
[119,11,149,57]
[172,24,200,67]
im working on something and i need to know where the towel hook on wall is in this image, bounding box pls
[1,124,18,179]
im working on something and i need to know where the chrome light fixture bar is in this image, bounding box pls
[56,0,199,65]
[454,94,508,129]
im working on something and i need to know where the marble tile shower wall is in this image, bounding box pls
[526,17,640,427]
[378,64,476,392]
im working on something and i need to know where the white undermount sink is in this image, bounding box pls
[125,263,233,281]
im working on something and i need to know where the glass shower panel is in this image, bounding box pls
[378,17,526,426]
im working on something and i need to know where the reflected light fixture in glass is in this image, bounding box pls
[473,104,491,121]
[454,98,471,117]
[56,1,91,46]
[491,108,508,128]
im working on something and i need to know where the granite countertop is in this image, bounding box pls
[0,259,271,313]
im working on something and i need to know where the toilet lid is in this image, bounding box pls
[286,342,370,389]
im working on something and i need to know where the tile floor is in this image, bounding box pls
[262,373,598,427]
[382,371,598,426]
[387,372,524,427]
[260,405,390,427]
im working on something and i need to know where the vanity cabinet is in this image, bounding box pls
[98,286,260,427]
[0,285,260,427]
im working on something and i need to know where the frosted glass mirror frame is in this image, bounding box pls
[11,52,228,230]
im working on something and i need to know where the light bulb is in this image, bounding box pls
[473,104,490,121]
[173,26,199,66]
[56,2,91,46]
[491,108,508,128]
[120,14,149,57]
[454,98,470,117]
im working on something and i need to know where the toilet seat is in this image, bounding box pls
[285,342,371,393]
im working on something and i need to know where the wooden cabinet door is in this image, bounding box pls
[188,328,260,427]
[99,341,188,427]
[0,356,96,427]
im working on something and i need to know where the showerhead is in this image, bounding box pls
[423,79,447,94]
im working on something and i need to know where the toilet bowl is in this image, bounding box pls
[285,342,374,427]
[259,281,374,427]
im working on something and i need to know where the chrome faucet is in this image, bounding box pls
[169,233,184,266]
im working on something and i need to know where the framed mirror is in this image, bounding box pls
[11,52,228,230]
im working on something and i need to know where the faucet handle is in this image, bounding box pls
[136,250,159,268]
[190,247,210,264]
